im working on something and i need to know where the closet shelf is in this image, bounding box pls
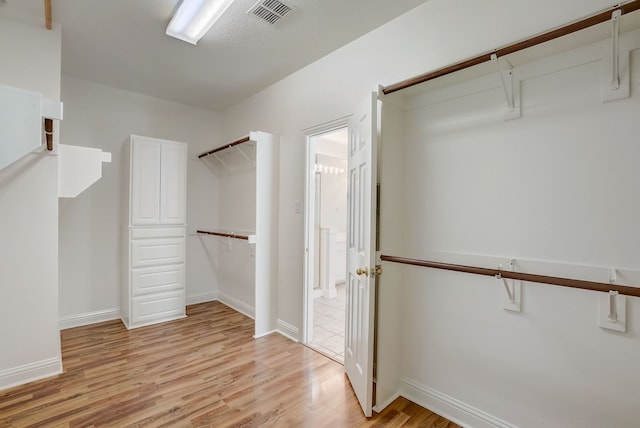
[198,136,256,174]
[198,136,250,159]
[197,229,256,244]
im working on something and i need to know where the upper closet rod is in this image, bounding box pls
[197,136,250,159]
[382,0,640,94]
[380,255,640,298]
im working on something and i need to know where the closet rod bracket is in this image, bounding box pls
[498,259,521,312]
[610,9,622,90]
[602,8,629,103]
[490,54,520,120]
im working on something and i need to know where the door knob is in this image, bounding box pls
[356,267,369,276]
[375,266,383,276]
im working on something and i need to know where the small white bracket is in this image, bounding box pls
[602,9,629,102]
[598,268,626,332]
[610,9,622,90]
[236,145,255,165]
[213,152,229,171]
[599,291,626,332]
[497,259,521,312]
[491,54,521,120]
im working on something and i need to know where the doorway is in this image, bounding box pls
[304,125,349,363]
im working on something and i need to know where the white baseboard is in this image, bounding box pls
[373,390,400,413]
[400,377,517,428]
[186,292,219,306]
[276,319,299,342]
[59,308,120,330]
[253,329,278,339]
[0,357,62,391]
[217,292,255,319]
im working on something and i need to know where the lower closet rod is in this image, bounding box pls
[197,230,249,240]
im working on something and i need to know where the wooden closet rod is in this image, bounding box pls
[197,136,250,159]
[44,119,53,150]
[45,0,52,30]
[380,255,640,298]
[197,230,250,240]
[382,0,640,95]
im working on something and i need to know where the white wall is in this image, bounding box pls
[216,0,639,423]
[395,31,640,427]
[214,167,257,316]
[0,6,62,388]
[59,76,222,326]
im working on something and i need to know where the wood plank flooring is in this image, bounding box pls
[0,302,459,427]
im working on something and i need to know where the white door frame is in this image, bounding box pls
[302,116,351,345]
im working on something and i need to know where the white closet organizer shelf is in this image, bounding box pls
[197,131,278,338]
[197,229,257,244]
[198,135,256,173]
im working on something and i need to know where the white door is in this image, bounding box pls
[345,92,379,417]
[160,141,187,225]
[130,137,161,225]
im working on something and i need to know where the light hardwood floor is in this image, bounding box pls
[0,302,459,427]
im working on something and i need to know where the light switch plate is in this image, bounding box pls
[598,293,626,332]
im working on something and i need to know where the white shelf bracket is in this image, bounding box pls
[608,290,619,323]
[236,145,255,166]
[602,9,629,103]
[491,54,520,120]
[213,152,230,171]
[497,259,521,312]
[608,268,618,322]
[610,9,622,90]
[599,268,626,332]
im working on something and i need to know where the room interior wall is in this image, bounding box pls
[0,5,62,389]
[58,76,222,327]
[214,167,257,317]
[216,0,637,421]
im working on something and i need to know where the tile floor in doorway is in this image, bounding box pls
[309,283,346,362]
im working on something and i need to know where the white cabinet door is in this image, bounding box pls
[130,137,161,225]
[160,142,187,224]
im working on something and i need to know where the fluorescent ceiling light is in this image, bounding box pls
[166,0,235,45]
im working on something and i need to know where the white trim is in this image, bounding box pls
[276,319,299,342]
[0,357,62,391]
[58,308,120,330]
[302,115,352,136]
[186,292,219,306]
[400,377,518,428]
[373,390,400,413]
[253,329,277,339]
[302,116,352,345]
[217,292,255,319]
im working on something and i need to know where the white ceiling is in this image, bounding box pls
[8,0,429,112]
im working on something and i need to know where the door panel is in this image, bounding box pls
[160,142,187,224]
[345,92,379,417]
[130,138,161,225]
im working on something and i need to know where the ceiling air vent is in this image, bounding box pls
[248,0,294,25]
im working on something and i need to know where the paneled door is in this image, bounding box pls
[345,92,379,417]
[160,142,187,224]
[130,137,161,225]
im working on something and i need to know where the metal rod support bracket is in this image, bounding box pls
[610,9,622,90]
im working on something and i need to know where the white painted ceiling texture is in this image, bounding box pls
[10,0,429,112]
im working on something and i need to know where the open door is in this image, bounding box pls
[345,92,379,417]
